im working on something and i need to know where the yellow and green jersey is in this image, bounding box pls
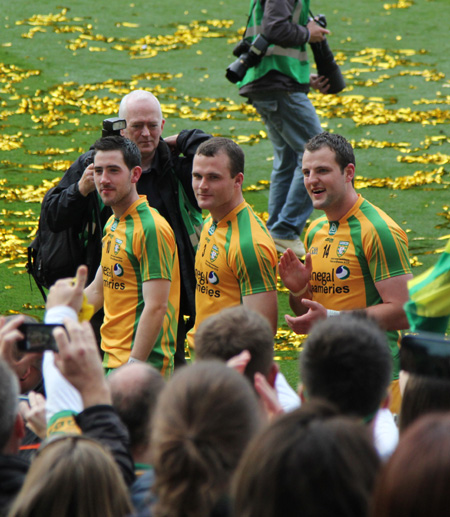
[101,196,180,376]
[305,195,411,378]
[405,239,450,333]
[188,201,278,347]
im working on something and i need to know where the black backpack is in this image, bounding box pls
[26,186,99,301]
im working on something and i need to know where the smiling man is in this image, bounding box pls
[85,136,180,377]
[279,132,413,413]
[40,90,210,367]
[187,137,278,346]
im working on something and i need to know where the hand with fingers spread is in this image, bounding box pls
[279,249,312,297]
[53,319,110,407]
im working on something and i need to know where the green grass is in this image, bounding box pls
[1,0,449,389]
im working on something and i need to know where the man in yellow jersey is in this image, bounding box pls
[279,132,413,413]
[41,90,210,367]
[187,137,278,346]
[85,136,180,377]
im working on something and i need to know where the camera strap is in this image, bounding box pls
[242,0,258,38]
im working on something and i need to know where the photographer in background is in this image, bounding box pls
[41,90,211,366]
[233,0,330,258]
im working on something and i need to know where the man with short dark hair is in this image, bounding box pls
[195,306,299,412]
[188,137,278,346]
[42,90,211,365]
[196,306,274,382]
[85,136,180,376]
[280,132,413,413]
[300,314,398,459]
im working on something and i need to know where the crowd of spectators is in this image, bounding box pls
[1,245,450,516]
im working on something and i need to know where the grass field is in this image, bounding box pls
[0,0,449,387]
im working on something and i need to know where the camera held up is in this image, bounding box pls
[225,34,270,84]
[309,14,346,94]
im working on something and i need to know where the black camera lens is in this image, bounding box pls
[310,39,346,94]
[225,35,270,84]
[226,57,250,84]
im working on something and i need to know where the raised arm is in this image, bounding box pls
[43,151,96,232]
[279,249,313,316]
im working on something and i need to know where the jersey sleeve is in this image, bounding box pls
[134,212,176,283]
[231,210,278,296]
[366,217,412,283]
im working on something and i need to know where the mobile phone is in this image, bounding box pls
[400,332,450,379]
[17,323,64,353]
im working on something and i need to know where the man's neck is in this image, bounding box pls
[141,151,156,172]
[210,195,245,223]
[325,191,359,222]
[112,192,140,219]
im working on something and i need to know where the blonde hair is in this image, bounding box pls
[8,435,133,517]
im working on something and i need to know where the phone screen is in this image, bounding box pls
[17,323,64,353]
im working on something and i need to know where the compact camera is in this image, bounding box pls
[309,14,346,94]
[102,117,127,137]
[225,34,270,84]
[17,323,65,353]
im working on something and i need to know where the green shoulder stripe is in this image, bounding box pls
[306,217,328,249]
[348,214,376,307]
[235,208,276,295]
[358,200,410,280]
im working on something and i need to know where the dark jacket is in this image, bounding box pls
[75,405,135,487]
[0,454,29,516]
[42,129,210,316]
[0,404,134,516]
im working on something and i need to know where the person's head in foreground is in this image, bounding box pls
[370,412,450,517]
[232,399,380,517]
[150,360,261,517]
[7,434,133,517]
[300,313,392,422]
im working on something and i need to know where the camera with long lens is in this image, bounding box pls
[225,34,270,84]
[102,117,127,137]
[309,14,346,94]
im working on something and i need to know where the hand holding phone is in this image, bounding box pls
[17,323,64,353]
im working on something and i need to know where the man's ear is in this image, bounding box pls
[267,362,279,388]
[344,163,355,183]
[131,166,142,183]
[234,172,244,189]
